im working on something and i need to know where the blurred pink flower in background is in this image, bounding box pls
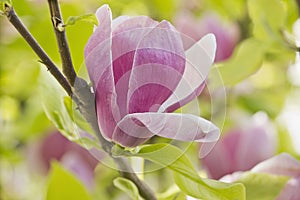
[29,132,98,189]
[174,12,240,62]
[202,113,277,179]
[84,5,220,157]
[221,153,300,200]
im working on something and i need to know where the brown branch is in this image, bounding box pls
[4,4,73,97]
[47,0,77,86]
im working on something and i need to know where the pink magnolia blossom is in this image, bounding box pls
[29,132,98,189]
[202,114,277,179]
[221,153,300,200]
[84,5,219,157]
[174,12,240,62]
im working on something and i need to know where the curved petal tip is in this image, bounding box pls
[198,33,217,62]
[95,4,111,22]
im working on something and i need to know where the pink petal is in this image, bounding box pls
[111,17,158,116]
[84,7,120,140]
[174,13,240,61]
[197,14,240,61]
[85,5,112,58]
[85,5,112,87]
[201,132,239,179]
[112,16,159,68]
[127,21,186,114]
[112,112,220,153]
[159,34,216,113]
[276,177,300,200]
[112,16,131,30]
[61,152,95,189]
[93,64,121,139]
[235,127,276,170]
[251,153,300,178]
[202,127,276,179]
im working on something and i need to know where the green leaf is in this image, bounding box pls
[65,14,98,26]
[157,185,185,200]
[145,0,177,20]
[174,172,245,200]
[237,88,288,118]
[282,0,299,32]
[39,68,77,140]
[236,172,289,200]
[248,0,286,40]
[39,68,100,150]
[205,0,246,19]
[63,96,94,134]
[113,177,144,200]
[46,162,91,200]
[0,0,12,10]
[216,38,267,86]
[119,143,245,200]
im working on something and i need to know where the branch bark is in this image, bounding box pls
[47,0,77,86]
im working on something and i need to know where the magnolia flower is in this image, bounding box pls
[174,12,240,62]
[28,132,98,189]
[202,113,277,179]
[84,5,219,157]
[221,153,300,200]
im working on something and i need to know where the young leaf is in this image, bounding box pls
[157,185,185,200]
[39,67,77,141]
[39,68,100,150]
[65,14,98,27]
[236,172,289,200]
[46,162,91,200]
[281,0,299,32]
[119,143,246,200]
[113,177,144,200]
[0,0,12,12]
[248,0,286,40]
[215,38,267,86]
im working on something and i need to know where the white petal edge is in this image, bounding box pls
[115,112,220,157]
[251,153,300,177]
[159,33,216,112]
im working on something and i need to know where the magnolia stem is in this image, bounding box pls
[4,5,73,97]
[72,80,156,199]
[47,0,77,86]
[4,3,156,200]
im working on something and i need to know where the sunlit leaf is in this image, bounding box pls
[39,68,100,150]
[113,177,144,200]
[236,172,289,200]
[65,14,98,26]
[205,0,246,19]
[117,143,246,200]
[237,88,288,118]
[46,162,91,200]
[248,0,286,40]
[39,67,78,140]
[0,0,12,11]
[144,0,177,20]
[216,38,268,86]
[63,96,94,134]
[157,185,185,200]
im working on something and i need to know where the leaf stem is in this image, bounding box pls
[47,0,77,86]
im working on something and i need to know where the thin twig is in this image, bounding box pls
[4,3,157,200]
[4,4,73,97]
[47,0,77,86]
